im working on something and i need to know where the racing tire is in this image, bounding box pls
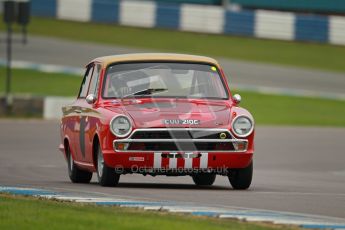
[228,161,253,190]
[96,144,120,187]
[192,173,216,186]
[66,145,92,183]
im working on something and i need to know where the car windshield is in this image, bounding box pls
[102,62,228,99]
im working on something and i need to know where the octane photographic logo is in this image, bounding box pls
[121,98,219,128]
[114,165,125,174]
[113,165,229,175]
[120,69,220,127]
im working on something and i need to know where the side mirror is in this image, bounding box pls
[86,94,97,104]
[233,94,241,105]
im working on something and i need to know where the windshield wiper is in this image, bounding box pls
[122,88,168,98]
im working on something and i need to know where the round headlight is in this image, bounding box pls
[110,115,132,137]
[232,116,253,137]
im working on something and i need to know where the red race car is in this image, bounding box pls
[59,53,255,189]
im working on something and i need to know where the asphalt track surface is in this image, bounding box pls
[0,120,344,219]
[1,33,344,96]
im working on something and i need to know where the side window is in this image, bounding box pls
[78,65,94,98]
[88,64,101,96]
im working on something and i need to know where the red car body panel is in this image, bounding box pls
[59,54,254,175]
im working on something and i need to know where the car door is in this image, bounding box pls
[73,64,94,163]
[80,63,102,164]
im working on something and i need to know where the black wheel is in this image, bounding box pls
[228,161,253,190]
[66,145,92,183]
[192,173,216,186]
[96,144,120,187]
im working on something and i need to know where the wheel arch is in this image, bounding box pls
[63,136,72,159]
[92,134,100,169]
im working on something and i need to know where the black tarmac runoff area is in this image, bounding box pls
[0,120,344,219]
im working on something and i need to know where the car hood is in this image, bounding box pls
[106,99,232,128]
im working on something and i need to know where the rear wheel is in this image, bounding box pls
[96,144,120,187]
[192,173,216,186]
[66,145,92,183]
[228,161,253,190]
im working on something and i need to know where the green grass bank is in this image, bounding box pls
[0,194,297,230]
[1,17,344,72]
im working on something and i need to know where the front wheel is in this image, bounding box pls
[96,144,120,187]
[192,173,216,186]
[228,161,253,190]
[66,145,92,183]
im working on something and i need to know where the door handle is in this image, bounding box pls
[75,109,82,114]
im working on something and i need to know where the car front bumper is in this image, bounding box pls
[103,128,254,172]
[102,150,253,171]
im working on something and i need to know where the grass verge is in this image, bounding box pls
[237,91,345,126]
[0,67,81,97]
[0,194,295,230]
[1,17,345,72]
[1,67,344,126]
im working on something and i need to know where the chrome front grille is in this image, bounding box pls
[113,128,247,152]
[130,129,232,140]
